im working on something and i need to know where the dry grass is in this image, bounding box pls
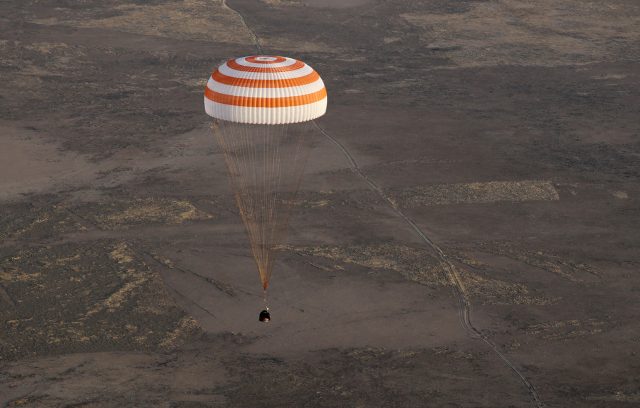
[473,241,599,282]
[0,241,198,360]
[586,392,640,403]
[290,243,450,287]
[159,316,201,351]
[0,202,84,241]
[390,180,559,207]
[459,269,556,305]
[525,319,606,340]
[90,198,212,230]
[290,243,553,304]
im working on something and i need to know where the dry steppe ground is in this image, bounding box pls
[1,0,639,407]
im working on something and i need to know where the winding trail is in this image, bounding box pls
[222,0,264,54]
[221,1,543,406]
[313,123,544,406]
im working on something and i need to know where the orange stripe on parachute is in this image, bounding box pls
[227,59,305,73]
[211,70,320,88]
[204,87,327,108]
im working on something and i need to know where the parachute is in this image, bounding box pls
[204,55,327,301]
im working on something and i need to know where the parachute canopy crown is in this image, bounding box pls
[204,55,327,125]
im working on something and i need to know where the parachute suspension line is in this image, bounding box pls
[248,124,261,280]
[268,124,283,283]
[274,122,312,251]
[213,120,315,299]
[212,121,309,291]
[246,123,265,286]
[249,124,264,285]
[216,122,261,288]
[264,125,272,286]
[264,125,270,285]
[263,288,268,310]
[261,125,269,286]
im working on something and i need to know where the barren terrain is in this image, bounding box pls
[1,0,639,407]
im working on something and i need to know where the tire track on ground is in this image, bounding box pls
[218,1,543,405]
[222,0,264,53]
[138,249,218,319]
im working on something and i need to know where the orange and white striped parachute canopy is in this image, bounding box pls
[204,56,327,125]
